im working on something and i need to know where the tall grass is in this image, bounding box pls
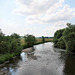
[0,53,15,64]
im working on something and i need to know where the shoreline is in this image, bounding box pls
[0,41,52,67]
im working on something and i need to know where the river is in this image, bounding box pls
[0,42,75,75]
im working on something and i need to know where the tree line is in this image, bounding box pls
[53,23,75,54]
[0,31,23,55]
[0,29,46,55]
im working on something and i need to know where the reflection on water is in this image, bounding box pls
[0,57,20,75]
[0,42,75,75]
[20,52,28,62]
[27,53,37,60]
[63,55,75,75]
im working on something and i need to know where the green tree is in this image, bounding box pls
[53,23,75,54]
[0,29,4,37]
[57,37,65,49]
[66,40,75,53]
[53,29,65,47]
[11,33,20,39]
[10,38,22,54]
[24,34,36,47]
[0,29,22,54]
[42,36,45,43]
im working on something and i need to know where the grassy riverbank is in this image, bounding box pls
[0,38,53,64]
[20,38,53,45]
[0,36,53,65]
[0,53,15,64]
[21,37,53,49]
[0,52,21,64]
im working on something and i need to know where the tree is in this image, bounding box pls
[10,38,22,54]
[53,29,65,47]
[24,34,36,47]
[57,37,65,49]
[0,29,22,54]
[63,32,75,53]
[11,33,20,39]
[66,40,75,53]
[0,29,4,37]
[42,36,45,43]
[53,23,75,54]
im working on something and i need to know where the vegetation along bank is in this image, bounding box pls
[0,29,53,64]
[53,23,75,54]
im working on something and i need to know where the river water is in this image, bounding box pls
[0,42,75,75]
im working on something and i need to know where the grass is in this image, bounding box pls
[20,38,25,45]
[0,53,15,64]
[20,38,53,45]
[37,38,53,42]
[0,38,53,64]
[0,52,21,64]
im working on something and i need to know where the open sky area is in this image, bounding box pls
[0,0,75,37]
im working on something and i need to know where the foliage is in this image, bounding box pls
[0,53,15,64]
[53,29,65,47]
[24,34,36,47]
[42,36,45,43]
[53,23,75,54]
[0,29,4,37]
[66,40,75,53]
[54,29,65,39]
[0,30,22,54]
[0,29,23,64]
[10,33,20,39]
[57,37,65,49]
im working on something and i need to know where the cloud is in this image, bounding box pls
[40,21,67,36]
[1,0,75,37]
[0,19,22,35]
[14,0,75,25]
[0,19,43,36]
[14,0,60,15]
[10,0,75,36]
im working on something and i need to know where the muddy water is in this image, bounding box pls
[0,42,75,75]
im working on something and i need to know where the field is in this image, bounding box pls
[20,38,25,45]
[20,38,53,45]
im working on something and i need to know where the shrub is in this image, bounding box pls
[53,23,75,54]
[57,37,65,49]
[66,40,75,53]
[42,36,45,43]
[24,34,36,47]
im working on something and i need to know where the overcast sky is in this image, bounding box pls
[0,0,75,37]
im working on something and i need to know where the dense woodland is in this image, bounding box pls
[53,23,75,54]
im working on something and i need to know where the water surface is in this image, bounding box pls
[0,42,75,75]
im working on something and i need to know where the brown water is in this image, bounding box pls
[0,42,75,75]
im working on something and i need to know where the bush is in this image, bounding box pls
[66,40,75,53]
[57,37,65,49]
[53,29,65,46]
[24,34,36,47]
[53,23,75,54]
[0,53,15,64]
[42,36,45,43]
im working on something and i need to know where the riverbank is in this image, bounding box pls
[0,42,75,75]
[0,52,20,65]
[0,41,52,66]
[22,47,33,53]
[20,37,53,45]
